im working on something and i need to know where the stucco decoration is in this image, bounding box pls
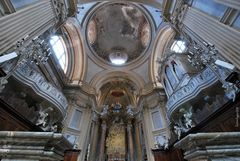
[87,20,97,45]
[141,23,151,47]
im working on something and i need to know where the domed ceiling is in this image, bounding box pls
[86,2,151,65]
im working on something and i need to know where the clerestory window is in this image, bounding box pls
[171,40,187,53]
[50,36,68,73]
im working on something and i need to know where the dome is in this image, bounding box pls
[86,2,151,65]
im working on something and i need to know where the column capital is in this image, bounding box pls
[92,111,99,122]
[127,123,132,132]
[101,121,107,131]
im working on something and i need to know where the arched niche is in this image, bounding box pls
[89,70,145,107]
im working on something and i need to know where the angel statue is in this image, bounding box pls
[174,125,182,140]
[183,107,195,129]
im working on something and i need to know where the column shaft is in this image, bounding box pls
[99,122,107,161]
[134,123,143,161]
[89,122,99,161]
[127,123,134,161]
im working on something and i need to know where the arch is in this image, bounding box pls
[89,70,145,107]
[98,81,137,107]
[63,17,87,83]
[149,24,176,88]
[90,70,145,93]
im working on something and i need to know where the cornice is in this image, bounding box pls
[12,63,68,119]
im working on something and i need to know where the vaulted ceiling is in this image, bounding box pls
[72,0,168,109]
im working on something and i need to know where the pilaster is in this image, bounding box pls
[89,114,100,161]
[98,121,107,161]
[134,122,143,161]
[127,121,135,161]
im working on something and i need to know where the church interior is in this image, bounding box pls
[0,0,240,161]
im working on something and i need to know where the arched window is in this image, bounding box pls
[50,36,68,73]
[171,40,187,53]
[163,79,172,96]
[172,61,184,79]
[165,65,177,87]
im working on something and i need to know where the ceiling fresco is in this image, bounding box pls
[86,2,151,65]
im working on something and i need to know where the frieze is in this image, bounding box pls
[13,63,68,118]
[167,67,218,118]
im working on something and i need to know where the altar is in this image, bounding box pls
[106,123,126,161]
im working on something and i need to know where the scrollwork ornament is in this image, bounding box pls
[180,106,195,129]
[187,41,239,101]
[126,105,134,117]
[0,36,51,92]
[174,124,182,140]
[36,107,53,130]
[50,124,58,132]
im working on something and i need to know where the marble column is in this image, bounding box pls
[89,121,99,161]
[127,121,135,161]
[181,7,240,69]
[175,132,240,161]
[134,122,143,161]
[215,0,240,10]
[98,121,107,161]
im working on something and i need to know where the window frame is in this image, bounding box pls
[69,108,83,131]
[165,65,178,89]
[163,78,173,97]
[171,61,184,80]
[151,110,164,130]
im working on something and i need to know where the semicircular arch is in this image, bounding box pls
[149,24,176,88]
[63,17,87,83]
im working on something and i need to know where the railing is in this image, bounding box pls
[167,67,218,118]
[13,63,68,118]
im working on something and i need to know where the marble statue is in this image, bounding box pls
[174,125,182,140]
